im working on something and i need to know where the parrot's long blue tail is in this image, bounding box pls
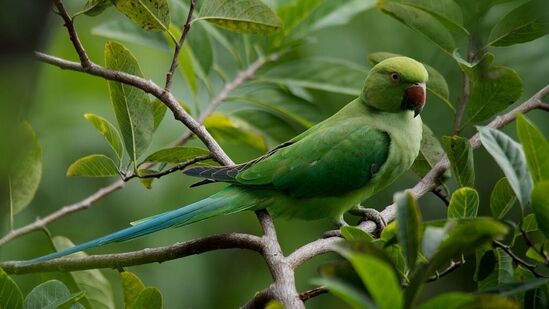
[21,186,263,265]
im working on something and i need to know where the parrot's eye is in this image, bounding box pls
[390,72,400,82]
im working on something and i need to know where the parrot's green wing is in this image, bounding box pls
[185,118,390,197]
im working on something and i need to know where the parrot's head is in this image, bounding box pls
[361,56,428,117]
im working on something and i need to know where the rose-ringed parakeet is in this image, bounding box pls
[22,56,428,264]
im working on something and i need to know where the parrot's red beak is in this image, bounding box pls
[402,83,427,117]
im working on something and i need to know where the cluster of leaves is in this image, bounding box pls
[0,261,161,309]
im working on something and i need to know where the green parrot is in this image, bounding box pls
[22,56,428,264]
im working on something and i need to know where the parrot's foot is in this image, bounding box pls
[323,216,348,238]
[350,207,387,234]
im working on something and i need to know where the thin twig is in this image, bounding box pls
[175,53,279,145]
[124,155,212,181]
[164,0,196,91]
[427,260,462,282]
[493,240,546,278]
[52,0,91,68]
[431,187,450,206]
[0,233,263,274]
[299,287,328,301]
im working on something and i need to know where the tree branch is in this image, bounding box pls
[164,0,195,91]
[493,240,547,278]
[299,287,328,301]
[124,155,212,181]
[0,233,262,274]
[52,0,91,68]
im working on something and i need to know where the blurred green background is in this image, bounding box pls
[1,0,548,308]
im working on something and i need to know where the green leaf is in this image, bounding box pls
[260,58,368,96]
[418,292,474,309]
[522,213,539,233]
[310,0,376,32]
[187,22,214,74]
[276,0,324,37]
[105,42,154,163]
[67,154,119,177]
[133,287,162,309]
[490,177,516,219]
[478,126,533,207]
[0,268,23,309]
[197,0,282,34]
[464,54,523,123]
[24,280,85,309]
[516,114,549,184]
[397,0,467,33]
[531,181,549,238]
[341,226,375,242]
[84,113,124,160]
[205,113,268,151]
[377,0,455,53]
[312,277,375,309]
[405,218,508,307]
[411,124,450,179]
[52,236,115,309]
[77,0,112,17]
[235,109,303,144]
[477,249,513,290]
[120,271,146,309]
[448,187,479,218]
[112,0,170,32]
[488,0,549,47]
[442,135,475,187]
[395,191,421,271]
[347,254,403,309]
[141,146,209,164]
[8,122,42,215]
[368,52,452,110]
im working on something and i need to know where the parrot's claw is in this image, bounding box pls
[350,207,387,233]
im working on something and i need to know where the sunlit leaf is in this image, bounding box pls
[442,135,475,187]
[197,0,282,34]
[84,113,124,160]
[478,126,532,207]
[112,0,170,32]
[120,271,146,309]
[490,177,516,219]
[448,187,479,218]
[105,42,155,162]
[395,191,421,271]
[67,154,120,177]
[368,51,452,109]
[377,0,455,53]
[516,114,549,184]
[24,280,85,309]
[0,268,23,309]
[531,181,549,238]
[8,122,42,215]
[205,113,268,151]
[52,236,115,309]
[488,0,549,47]
[260,58,367,96]
[522,213,539,233]
[141,146,209,164]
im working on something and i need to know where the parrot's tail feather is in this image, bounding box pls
[21,186,263,265]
